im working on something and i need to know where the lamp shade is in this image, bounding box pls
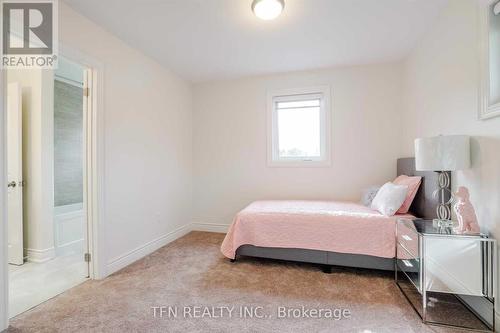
[414,135,470,171]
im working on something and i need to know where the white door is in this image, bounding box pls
[7,82,24,266]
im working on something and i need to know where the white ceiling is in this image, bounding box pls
[63,0,449,83]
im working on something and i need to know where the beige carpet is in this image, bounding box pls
[7,232,462,332]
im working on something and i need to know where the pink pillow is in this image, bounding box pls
[393,175,422,214]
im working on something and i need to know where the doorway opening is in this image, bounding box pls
[6,56,94,318]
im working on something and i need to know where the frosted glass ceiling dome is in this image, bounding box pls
[252,0,285,20]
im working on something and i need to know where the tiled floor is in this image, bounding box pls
[9,254,88,318]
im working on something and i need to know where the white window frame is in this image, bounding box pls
[267,86,332,167]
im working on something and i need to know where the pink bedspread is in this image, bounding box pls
[221,200,412,260]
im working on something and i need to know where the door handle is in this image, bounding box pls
[7,181,16,188]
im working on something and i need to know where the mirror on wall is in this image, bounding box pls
[479,0,500,119]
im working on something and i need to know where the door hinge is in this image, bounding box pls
[83,87,90,97]
[84,253,91,262]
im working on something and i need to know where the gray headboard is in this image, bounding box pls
[397,158,450,219]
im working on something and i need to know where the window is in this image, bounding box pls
[267,86,331,166]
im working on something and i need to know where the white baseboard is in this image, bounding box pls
[26,247,56,263]
[106,224,191,275]
[55,238,84,257]
[191,222,229,233]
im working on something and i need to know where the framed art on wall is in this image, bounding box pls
[479,0,500,120]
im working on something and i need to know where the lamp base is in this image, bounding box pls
[432,218,454,229]
[434,171,454,223]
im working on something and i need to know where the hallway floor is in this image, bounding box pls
[9,254,88,318]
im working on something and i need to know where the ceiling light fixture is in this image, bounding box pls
[252,0,285,20]
[494,1,500,15]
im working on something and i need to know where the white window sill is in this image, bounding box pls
[267,159,332,168]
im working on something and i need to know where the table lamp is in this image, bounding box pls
[414,135,471,226]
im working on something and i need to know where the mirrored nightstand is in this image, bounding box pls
[396,218,496,332]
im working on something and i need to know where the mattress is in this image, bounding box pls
[221,200,413,260]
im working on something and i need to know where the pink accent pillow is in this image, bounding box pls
[393,175,422,214]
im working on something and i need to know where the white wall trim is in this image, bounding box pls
[106,225,191,276]
[57,238,84,249]
[191,222,229,234]
[25,247,56,263]
[56,238,84,257]
[54,204,84,256]
[55,208,83,221]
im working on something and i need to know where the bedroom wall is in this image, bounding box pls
[192,63,404,229]
[401,0,500,240]
[59,3,193,275]
[401,0,500,313]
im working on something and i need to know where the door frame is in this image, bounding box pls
[0,43,106,330]
[6,82,23,266]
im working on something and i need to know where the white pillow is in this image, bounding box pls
[371,182,409,216]
[361,186,381,207]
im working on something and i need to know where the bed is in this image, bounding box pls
[221,158,449,271]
